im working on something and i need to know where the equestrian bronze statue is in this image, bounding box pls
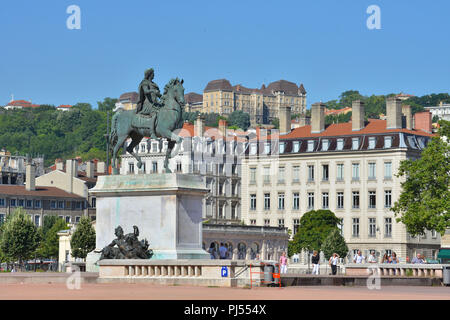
[109,68,185,174]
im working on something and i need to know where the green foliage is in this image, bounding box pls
[36,216,69,259]
[227,110,250,131]
[325,112,352,125]
[97,97,118,113]
[70,216,95,260]
[0,103,108,166]
[290,210,341,254]
[321,228,349,260]
[0,208,40,264]
[271,117,279,129]
[392,120,450,235]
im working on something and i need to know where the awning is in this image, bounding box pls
[437,249,450,259]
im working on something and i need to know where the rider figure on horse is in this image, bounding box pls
[136,68,161,139]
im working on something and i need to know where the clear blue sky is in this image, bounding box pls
[1,0,449,109]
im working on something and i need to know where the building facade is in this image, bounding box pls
[425,101,450,121]
[241,99,441,262]
[0,150,44,185]
[201,79,307,125]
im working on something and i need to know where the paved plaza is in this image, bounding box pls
[0,283,448,300]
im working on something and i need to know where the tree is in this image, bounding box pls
[290,210,341,254]
[37,216,69,259]
[97,97,118,113]
[321,228,349,260]
[227,110,250,131]
[392,120,450,235]
[0,208,40,266]
[70,216,96,260]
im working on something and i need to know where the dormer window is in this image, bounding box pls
[307,140,314,152]
[368,137,376,149]
[352,138,359,150]
[322,139,329,151]
[250,143,257,155]
[293,141,300,153]
[337,139,344,151]
[384,136,392,149]
[279,142,285,154]
[264,142,271,154]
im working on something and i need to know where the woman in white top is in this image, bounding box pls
[329,253,340,275]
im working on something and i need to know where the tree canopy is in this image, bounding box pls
[227,110,251,131]
[321,228,348,260]
[36,216,69,259]
[70,216,96,260]
[392,120,450,235]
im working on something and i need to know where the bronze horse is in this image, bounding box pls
[109,78,185,173]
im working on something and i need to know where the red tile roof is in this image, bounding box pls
[0,185,83,198]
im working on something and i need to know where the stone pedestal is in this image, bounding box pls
[89,173,210,260]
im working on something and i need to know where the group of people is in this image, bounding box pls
[311,251,340,275]
[354,250,400,264]
[208,243,231,260]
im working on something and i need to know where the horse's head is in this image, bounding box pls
[162,78,185,107]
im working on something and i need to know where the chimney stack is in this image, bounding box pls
[66,159,78,178]
[97,162,106,174]
[352,100,365,131]
[386,97,402,129]
[194,115,205,137]
[279,106,291,134]
[414,111,432,133]
[86,161,94,178]
[402,105,413,130]
[25,164,36,191]
[218,119,227,136]
[311,102,325,133]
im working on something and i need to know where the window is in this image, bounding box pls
[50,201,57,209]
[384,190,392,208]
[18,199,24,207]
[293,193,300,210]
[322,139,329,151]
[337,164,344,181]
[307,140,314,152]
[34,215,40,227]
[278,219,285,228]
[129,162,135,174]
[322,192,329,209]
[279,143,285,154]
[368,163,376,179]
[26,200,33,208]
[384,162,392,179]
[369,191,377,208]
[150,161,157,174]
[431,230,437,238]
[322,164,329,181]
[384,136,392,148]
[352,163,360,180]
[385,218,392,237]
[337,192,344,209]
[338,218,344,235]
[58,201,64,209]
[352,191,360,209]
[292,166,300,182]
[65,216,71,223]
[34,200,41,209]
[278,193,285,210]
[293,219,300,235]
[368,137,376,149]
[264,143,271,154]
[352,218,360,237]
[293,141,300,153]
[307,165,314,182]
[352,138,359,150]
[250,219,256,225]
[176,162,182,173]
[76,201,82,210]
[92,198,97,208]
[308,192,314,209]
[278,167,285,183]
[337,139,344,150]
[369,218,377,237]
[264,193,270,210]
[250,143,257,155]
[264,219,270,227]
[250,167,257,184]
[263,167,270,183]
[0,199,4,207]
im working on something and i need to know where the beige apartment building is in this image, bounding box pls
[241,98,441,262]
[202,79,307,125]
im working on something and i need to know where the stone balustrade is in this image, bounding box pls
[345,264,443,278]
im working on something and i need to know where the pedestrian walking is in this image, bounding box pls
[311,250,320,275]
[279,252,288,274]
[329,253,339,275]
[219,243,228,259]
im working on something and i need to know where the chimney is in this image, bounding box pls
[194,115,205,137]
[86,161,94,178]
[414,111,432,133]
[25,164,36,191]
[352,100,365,131]
[311,102,325,133]
[279,106,291,134]
[218,119,227,136]
[386,97,402,129]
[402,105,413,130]
[97,161,106,174]
[66,159,77,177]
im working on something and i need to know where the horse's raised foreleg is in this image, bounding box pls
[112,135,128,175]
[126,132,144,170]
